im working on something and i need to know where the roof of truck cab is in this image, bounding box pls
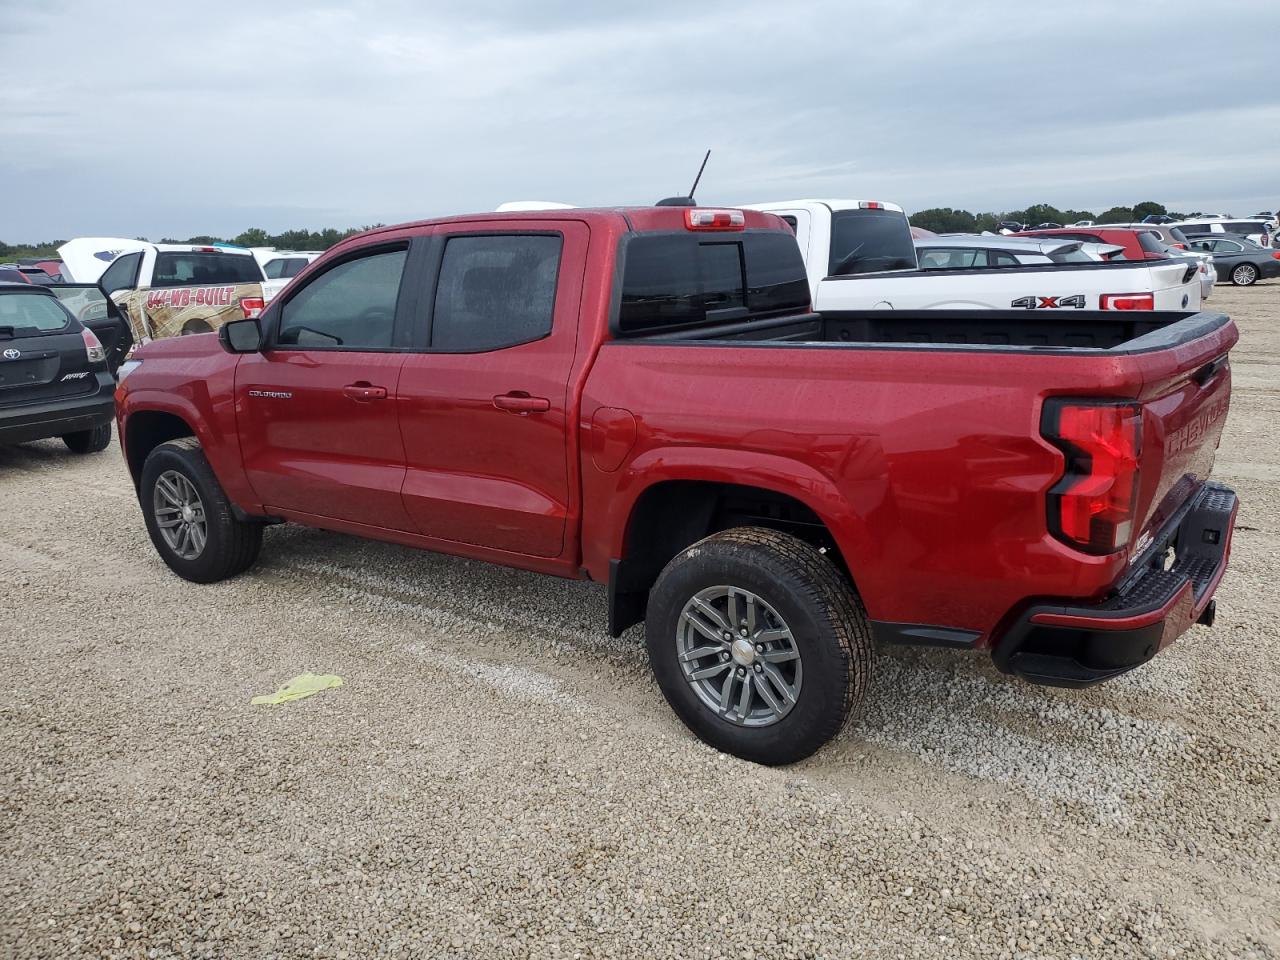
[332,206,793,247]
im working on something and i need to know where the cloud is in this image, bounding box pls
[2,0,1277,240]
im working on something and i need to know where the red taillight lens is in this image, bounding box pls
[1272,252,1280,261]
[1042,400,1142,555]
[80,327,107,364]
[240,297,265,319]
[858,201,885,209]
[1100,293,1154,311]
[684,208,745,231]
[1171,242,1186,249]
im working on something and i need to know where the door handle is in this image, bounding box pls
[493,392,551,414]
[342,382,388,401]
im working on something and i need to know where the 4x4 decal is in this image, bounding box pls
[1011,294,1086,309]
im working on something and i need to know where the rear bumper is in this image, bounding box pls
[991,482,1237,687]
[0,372,115,445]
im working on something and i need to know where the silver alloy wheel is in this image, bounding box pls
[1233,263,1257,285]
[153,469,208,560]
[676,585,803,727]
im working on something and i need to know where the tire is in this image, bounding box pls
[1232,263,1258,286]
[139,437,263,583]
[645,527,873,765]
[62,422,112,454]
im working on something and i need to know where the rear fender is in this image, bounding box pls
[605,445,874,591]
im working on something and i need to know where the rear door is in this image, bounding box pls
[235,242,417,530]
[0,291,97,410]
[396,221,588,558]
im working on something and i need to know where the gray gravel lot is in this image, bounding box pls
[2,283,1278,959]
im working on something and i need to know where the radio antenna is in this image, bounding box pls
[687,150,711,201]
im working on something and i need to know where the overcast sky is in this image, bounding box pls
[3,0,1278,240]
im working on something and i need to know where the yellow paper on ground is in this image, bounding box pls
[251,673,343,705]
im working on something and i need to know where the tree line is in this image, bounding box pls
[908,201,1206,234]
[0,201,1246,260]
[0,226,383,262]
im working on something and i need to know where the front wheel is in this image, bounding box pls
[139,437,263,583]
[1232,263,1259,286]
[63,422,112,454]
[645,527,873,765]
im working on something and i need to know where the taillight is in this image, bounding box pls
[1042,400,1142,555]
[684,208,745,231]
[1272,252,1280,261]
[240,296,265,319]
[81,327,107,364]
[1171,242,1186,250]
[1100,293,1154,310]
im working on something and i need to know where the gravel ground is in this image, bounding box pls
[2,283,1278,959]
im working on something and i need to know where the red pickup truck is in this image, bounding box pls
[115,205,1239,764]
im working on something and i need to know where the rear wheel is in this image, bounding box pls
[62,422,112,454]
[140,437,262,582]
[1232,263,1258,286]
[645,527,873,765]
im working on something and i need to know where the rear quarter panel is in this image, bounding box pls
[580,336,1230,646]
[114,283,262,342]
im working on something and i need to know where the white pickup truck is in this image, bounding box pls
[743,200,1202,313]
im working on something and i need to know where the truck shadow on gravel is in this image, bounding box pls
[260,523,1199,827]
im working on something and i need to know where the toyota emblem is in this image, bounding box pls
[2,348,20,360]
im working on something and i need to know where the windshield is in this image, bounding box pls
[152,252,263,288]
[0,292,73,332]
[828,209,917,276]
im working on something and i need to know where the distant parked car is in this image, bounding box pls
[1071,220,1095,227]
[995,221,1025,234]
[916,235,1100,268]
[1173,218,1272,247]
[1032,222,1063,229]
[0,267,31,284]
[1185,235,1280,286]
[1016,226,1171,261]
[1141,214,1176,224]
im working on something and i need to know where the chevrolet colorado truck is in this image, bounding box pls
[115,205,1239,765]
[93,243,266,344]
[745,199,1203,312]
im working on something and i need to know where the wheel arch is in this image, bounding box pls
[603,452,873,637]
[122,407,197,489]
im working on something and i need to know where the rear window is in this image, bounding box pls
[618,231,810,335]
[0,292,72,332]
[264,257,309,279]
[47,286,110,323]
[1137,232,1168,254]
[1168,227,1189,245]
[1224,221,1266,236]
[828,209,917,276]
[152,252,262,288]
[1048,247,1093,263]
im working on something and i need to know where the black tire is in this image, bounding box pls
[139,437,263,583]
[63,422,112,454]
[1232,263,1259,286]
[645,527,873,765]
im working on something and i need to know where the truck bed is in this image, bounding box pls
[625,309,1225,353]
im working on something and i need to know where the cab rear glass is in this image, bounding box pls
[828,209,918,276]
[617,231,810,336]
[0,291,73,333]
[152,252,263,288]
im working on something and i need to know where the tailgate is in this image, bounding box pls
[1129,316,1235,551]
[0,329,98,409]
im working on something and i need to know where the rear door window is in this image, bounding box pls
[430,234,562,352]
[264,257,309,279]
[618,231,809,335]
[1214,239,1244,253]
[152,252,262,287]
[917,248,987,269]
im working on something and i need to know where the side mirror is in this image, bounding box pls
[219,318,262,354]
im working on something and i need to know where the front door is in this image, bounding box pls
[396,222,588,558]
[236,243,415,531]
